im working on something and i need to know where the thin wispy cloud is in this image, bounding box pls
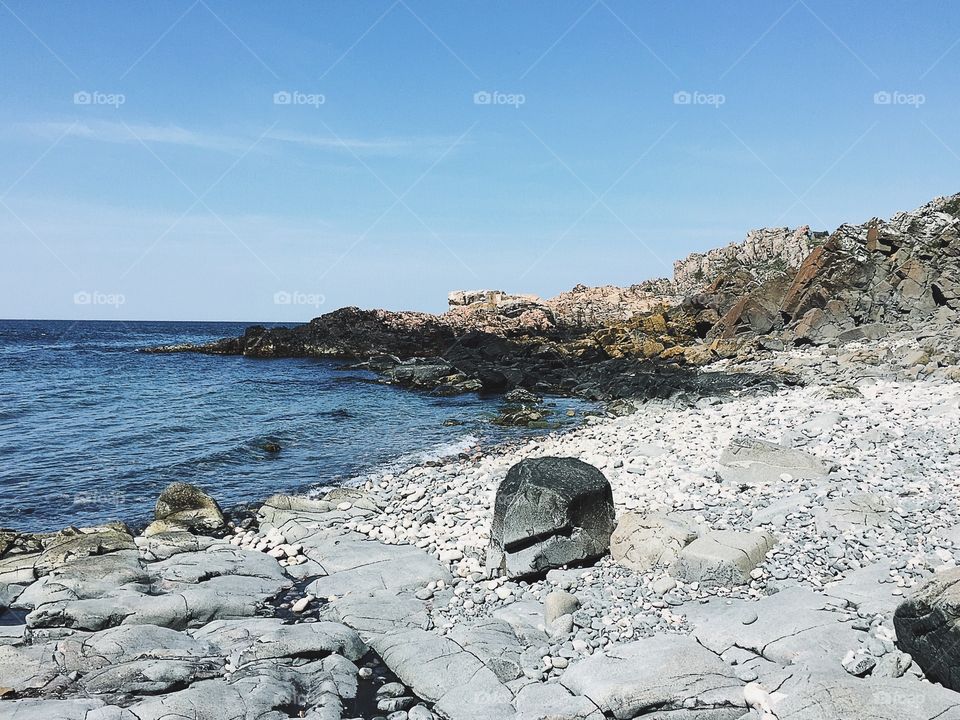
[19,120,466,158]
[23,120,249,153]
[266,129,468,157]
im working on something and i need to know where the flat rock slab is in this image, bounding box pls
[824,561,909,617]
[719,436,830,485]
[23,543,290,631]
[673,530,776,587]
[560,634,745,720]
[610,512,698,573]
[237,621,366,664]
[514,682,604,720]
[327,589,431,638]
[0,698,133,719]
[772,671,960,719]
[691,587,855,666]
[257,493,379,544]
[815,493,897,534]
[447,617,524,683]
[302,531,451,598]
[127,658,348,720]
[372,628,514,720]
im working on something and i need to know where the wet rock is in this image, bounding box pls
[148,482,225,536]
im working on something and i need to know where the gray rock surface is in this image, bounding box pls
[772,671,960,719]
[561,635,745,719]
[718,435,830,484]
[673,530,776,587]
[609,512,698,572]
[304,531,451,598]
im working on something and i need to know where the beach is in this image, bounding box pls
[5,331,960,719]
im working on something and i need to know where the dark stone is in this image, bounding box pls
[894,568,960,690]
[152,482,225,534]
[487,457,616,579]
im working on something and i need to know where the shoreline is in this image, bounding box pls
[5,335,960,719]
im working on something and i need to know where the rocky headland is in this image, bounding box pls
[145,193,960,400]
[3,193,960,719]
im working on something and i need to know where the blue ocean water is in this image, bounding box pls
[0,320,591,533]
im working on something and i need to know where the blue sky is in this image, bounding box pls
[1,1,958,321]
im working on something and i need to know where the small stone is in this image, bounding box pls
[377,682,407,698]
[291,595,314,613]
[841,650,876,677]
[651,576,677,596]
[544,590,580,624]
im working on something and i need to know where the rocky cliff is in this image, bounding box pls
[699,193,960,345]
[672,226,827,295]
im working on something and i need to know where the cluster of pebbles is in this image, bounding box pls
[228,523,310,567]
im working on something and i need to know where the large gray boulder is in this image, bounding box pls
[894,567,960,691]
[147,482,225,536]
[486,458,616,579]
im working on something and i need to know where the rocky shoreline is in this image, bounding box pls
[5,329,960,719]
[3,192,960,719]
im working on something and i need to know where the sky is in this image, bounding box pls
[1,1,958,321]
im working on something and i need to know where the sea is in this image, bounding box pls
[0,319,593,533]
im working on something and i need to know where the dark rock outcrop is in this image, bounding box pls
[894,567,960,691]
[486,457,616,579]
[691,193,960,346]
